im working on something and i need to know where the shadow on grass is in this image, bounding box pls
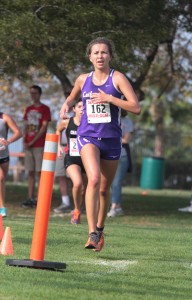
[122,192,191,217]
[5,183,192,220]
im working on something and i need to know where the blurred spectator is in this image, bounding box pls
[108,109,133,217]
[53,128,71,214]
[21,85,51,208]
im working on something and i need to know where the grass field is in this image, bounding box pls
[1,183,192,300]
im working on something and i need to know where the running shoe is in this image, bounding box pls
[85,232,99,249]
[178,201,192,212]
[107,207,124,217]
[31,199,37,207]
[71,209,81,224]
[94,231,104,252]
[54,203,71,214]
[21,198,37,208]
[0,207,7,217]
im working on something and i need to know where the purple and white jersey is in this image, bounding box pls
[77,69,123,138]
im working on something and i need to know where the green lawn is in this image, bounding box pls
[1,183,192,300]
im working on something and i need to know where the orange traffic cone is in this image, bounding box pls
[0,215,4,241]
[0,227,14,255]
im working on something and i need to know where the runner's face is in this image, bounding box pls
[74,101,83,117]
[30,88,41,103]
[89,43,111,69]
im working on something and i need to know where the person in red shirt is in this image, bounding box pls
[21,85,51,208]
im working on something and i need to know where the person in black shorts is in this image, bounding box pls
[57,99,87,224]
[0,112,22,217]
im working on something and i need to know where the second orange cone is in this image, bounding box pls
[0,227,14,256]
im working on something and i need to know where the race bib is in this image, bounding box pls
[86,100,111,123]
[69,138,80,156]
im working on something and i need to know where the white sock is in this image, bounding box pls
[62,195,70,206]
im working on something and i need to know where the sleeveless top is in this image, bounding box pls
[65,117,80,157]
[77,69,123,138]
[0,112,9,158]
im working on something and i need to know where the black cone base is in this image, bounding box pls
[6,259,66,271]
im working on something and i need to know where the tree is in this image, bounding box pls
[1,1,191,91]
[0,0,192,155]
